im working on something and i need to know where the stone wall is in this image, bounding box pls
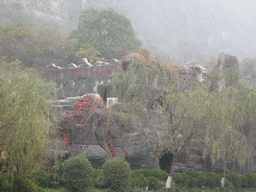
[46,58,121,99]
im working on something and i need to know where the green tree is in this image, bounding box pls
[204,75,256,186]
[0,22,78,76]
[241,57,256,76]
[0,60,58,177]
[75,42,106,63]
[113,60,210,188]
[71,8,142,60]
[113,59,256,188]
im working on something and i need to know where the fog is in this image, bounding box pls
[1,0,256,62]
[83,0,256,62]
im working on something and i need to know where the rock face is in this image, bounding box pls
[47,59,121,100]
[209,53,239,92]
[54,56,256,174]
[57,93,160,170]
[1,0,83,32]
[121,52,208,83]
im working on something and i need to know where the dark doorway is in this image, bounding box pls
[159,152,173,173]
[97,84,113,102]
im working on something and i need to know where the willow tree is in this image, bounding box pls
[113,59,256,188]
[113,60,211,188]
[0,60,58,177]
[205,72,256,187]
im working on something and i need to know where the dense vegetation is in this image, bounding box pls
[1,6,256,192]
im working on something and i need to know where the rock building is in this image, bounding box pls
[47,53,256,174]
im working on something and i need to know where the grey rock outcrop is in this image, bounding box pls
[209,53,239,92]
[47,58,121,100]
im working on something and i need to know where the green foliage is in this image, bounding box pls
[245,173,256,188]
[204,172,221,189]
[33,170,59,189]
[53,161,64,178]
[172,172,223,189]
[186,171,201,179]
[147,176,164,190]
[226,173,243,188]
[173,173,196,188]
[62,155,93,191]
[102,157,132,191]
[75,42,106,63]
[71,8,141,60]
[0,60,58,177]
[196,174,207,188]
[0,173,38,192]
[241,57,256,78]
[114,59,211,178]
[131,169,169,181]
[132,174,149,190]
[93,169,106,189]
[0,22,78,76]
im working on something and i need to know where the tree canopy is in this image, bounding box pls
[0,22,78,76]
[0,60,59,177]
[113,59,256,187]
[71,8,142,60]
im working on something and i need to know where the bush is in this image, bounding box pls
[53,161,64,178]
[186,175,197,188]
[226,172,243,188]
[0,173,37,192]
[62,155,93,191]
[173,173,196,188]
[132,174,148,190]
[33,170,50,188]
[173,173,185,186]
[204,172,221,188]
[245,173,256,188]
[241,175,247,188]
[93,169,106,189]
[148,176,165,190]
[196,174,206,188]
[186,171,200,179]
[102,157,132,191]
[131,169,169,181]
[33,170,59,188]
[13,176,38,192]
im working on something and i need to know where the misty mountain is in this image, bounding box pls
[1,0,255,61]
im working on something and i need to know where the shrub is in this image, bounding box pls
[245,173,256,188]
[102,157,132,191]
[226,172,243,188]
[173,173,185,186]
[0,173,15,191]
[53,161,64,178]
[196,174,206,188]
[204,172,221,188]
[186,175,197,188]
[133,174,149,190]
[33,170,50,188]
[13,176,38,192]
[33,170,59,188]
[93,169,106,189]
[186,171,200,179]
[131,169,169,181]
[62,154,93,191]
[241,175,247,188]
[173,173,196,188]
[0,173,37,192]
[148,176,165,190]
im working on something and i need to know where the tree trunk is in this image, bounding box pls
[222,160,228,187]
[166,154,176,188]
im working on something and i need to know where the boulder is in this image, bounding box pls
[121,132,157,169]
[81,145,111,168]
